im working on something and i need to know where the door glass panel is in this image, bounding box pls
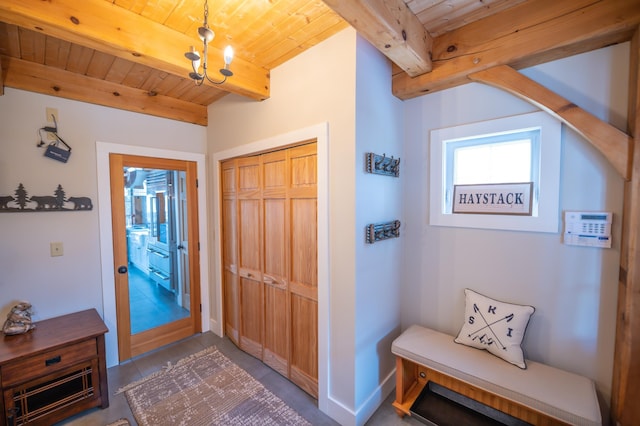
[124,167,190,334]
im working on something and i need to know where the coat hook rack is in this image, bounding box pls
[365,152,400,177]
[365,220,401,244]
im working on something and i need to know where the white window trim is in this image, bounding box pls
[429,111,561,233]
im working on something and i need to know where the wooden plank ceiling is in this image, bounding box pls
[0,0,638,126]
[0,0,349,125]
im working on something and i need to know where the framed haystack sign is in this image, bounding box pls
[452,182,533,216]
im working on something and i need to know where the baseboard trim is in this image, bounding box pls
[324,368,396,426]
[355,368,396,425]
[209,318,223,336]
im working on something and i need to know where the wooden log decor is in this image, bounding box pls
[0,183,93,212]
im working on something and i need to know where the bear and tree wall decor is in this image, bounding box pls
[0,183,92,212]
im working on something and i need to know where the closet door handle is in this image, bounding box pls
[263,274,275,285]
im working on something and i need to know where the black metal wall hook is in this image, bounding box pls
[365,152,400,177]
[365,220,401,244]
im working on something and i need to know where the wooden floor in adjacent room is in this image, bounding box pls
[59,331,422,426]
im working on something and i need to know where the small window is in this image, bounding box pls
[444,129,540,214]
[430,111,561,233]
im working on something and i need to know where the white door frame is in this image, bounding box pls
[96,142,210,368]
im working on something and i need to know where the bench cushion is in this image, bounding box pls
[392,325,601,426]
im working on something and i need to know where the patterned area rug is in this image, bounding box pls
[119,347,311,426]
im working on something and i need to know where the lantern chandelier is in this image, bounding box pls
[184,0,234,85]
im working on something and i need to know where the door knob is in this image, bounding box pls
[117,265,128,274]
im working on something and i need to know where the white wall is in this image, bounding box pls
[0,88,206,364]
[402,43,628,420]
[207,28,400,426]
[353,35,404,421]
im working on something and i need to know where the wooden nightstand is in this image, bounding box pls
[0,309,109,426]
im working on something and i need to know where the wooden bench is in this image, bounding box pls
[391,325,602,426]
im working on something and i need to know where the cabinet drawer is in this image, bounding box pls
[1,339,97,387]
[148,246,170,271]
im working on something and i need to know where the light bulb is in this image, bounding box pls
[224,45,234,65]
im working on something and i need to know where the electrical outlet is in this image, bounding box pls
[50,242,64,257]
[46,107,58,124]
[45,108,58,140]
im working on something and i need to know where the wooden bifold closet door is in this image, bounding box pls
[221,142,318,398]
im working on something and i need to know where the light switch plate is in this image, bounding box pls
[50,242,64,257]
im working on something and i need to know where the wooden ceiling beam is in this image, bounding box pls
[393,0,640,99]
[469,65,632,180]
[322,0,432,77]
[612,26,640,426]
[3,57,208,125]
[0,0,270,101]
